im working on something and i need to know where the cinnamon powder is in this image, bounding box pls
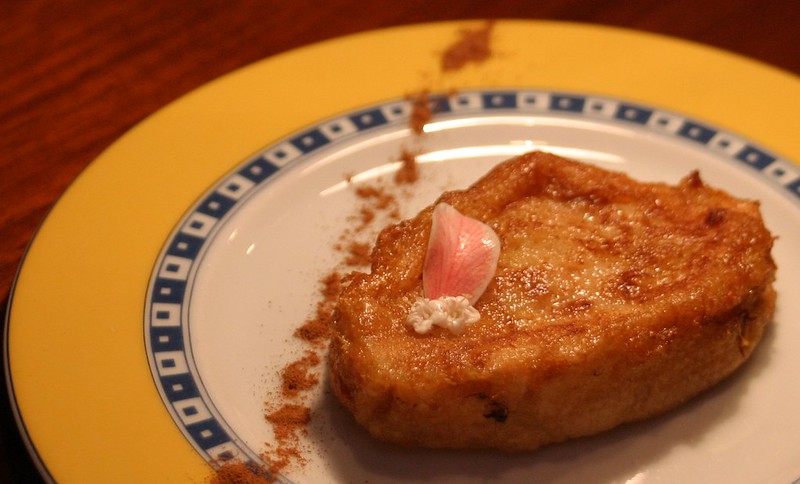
[294,317,332,347]
[349,182,396,231]
[355,183,397,211]
[406,90,434,135]
[394,148,419,185]
[248,177,407,478]
[214,20,497,482]
[293,270,341,346]
[280,351,321,397]
[266,404,312,437]
[343,241,372,267]
[262,404,311,474]
[210,461,273,484]
[248,102,424,479]
[441,20,495,72]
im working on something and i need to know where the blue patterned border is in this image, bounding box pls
[144,89,800,468]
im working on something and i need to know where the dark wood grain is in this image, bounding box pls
[1,0,797,481]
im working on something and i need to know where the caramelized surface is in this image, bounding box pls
[329,151,776,450]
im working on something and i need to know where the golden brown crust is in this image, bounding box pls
[328,151,776,450]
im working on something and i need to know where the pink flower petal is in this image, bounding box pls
[423,203,500,304]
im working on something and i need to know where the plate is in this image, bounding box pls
[5,20,800,483]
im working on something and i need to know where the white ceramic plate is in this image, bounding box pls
[146,89,800,483]
[6,21,800,483]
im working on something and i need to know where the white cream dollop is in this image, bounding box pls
[406,295,480,335]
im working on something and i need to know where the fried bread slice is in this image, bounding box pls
[329,151,776,451]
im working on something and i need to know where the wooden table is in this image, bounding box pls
[1,1,797,481]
